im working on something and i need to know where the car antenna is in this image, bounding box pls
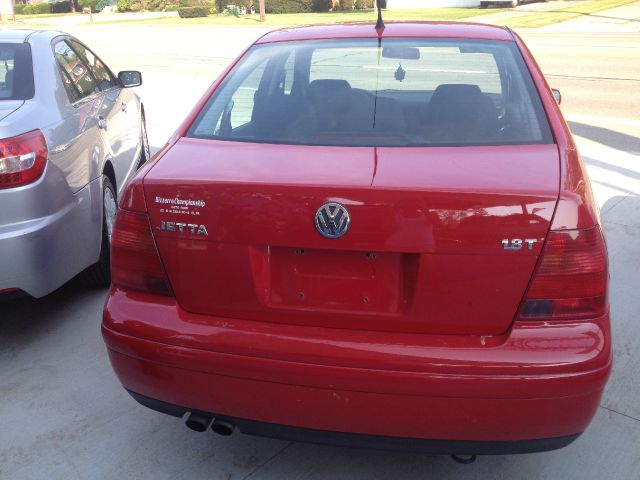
[375,0,385,31]
[372,1,384,129]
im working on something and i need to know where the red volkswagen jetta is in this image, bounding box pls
[103,22,612,456]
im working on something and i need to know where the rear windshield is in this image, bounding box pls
[188,38,553,147]
[0,43,35,101]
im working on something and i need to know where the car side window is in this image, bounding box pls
[68,40,117,92]
[54,40,98,103]
[229,59,269,130]
[193,58,270,136]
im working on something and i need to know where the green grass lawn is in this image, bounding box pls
[12,13,77,20]
[499,0,638,28]
[95,8,505,27]
[8,0,635,29]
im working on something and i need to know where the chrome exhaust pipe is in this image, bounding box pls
[451,454,477,464]
[211,418,235,436]
[185,412,213,432]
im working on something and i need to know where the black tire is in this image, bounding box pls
[79,175,116,288]
[136,113,150,170]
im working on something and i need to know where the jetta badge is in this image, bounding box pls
[315,202,351,239]
[156,221,208,236]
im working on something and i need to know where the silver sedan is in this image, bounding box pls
[0,30,149,298]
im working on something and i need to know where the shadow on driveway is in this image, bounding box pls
[0,281,106,350]
[569,122,640,156]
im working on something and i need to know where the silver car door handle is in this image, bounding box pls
[97,117,107,130]
[121,102,127,113]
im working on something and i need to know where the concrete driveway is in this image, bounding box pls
[1,22,639,480]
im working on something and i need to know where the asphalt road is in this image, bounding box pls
[1,23,639,480]
[45,25,640,149]
[522,30,640,146]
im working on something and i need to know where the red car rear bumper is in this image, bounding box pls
[103,288,612,452]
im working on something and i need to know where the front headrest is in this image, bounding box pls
[432,84,482,101]
[307,79,351,100]
[427,84,485,121]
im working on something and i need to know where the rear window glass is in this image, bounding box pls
[0,43,35,101]
[188,38,553,147]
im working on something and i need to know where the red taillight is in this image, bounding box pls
[111,210,173,296]
[517,227,608,321]
[0,130,48,190]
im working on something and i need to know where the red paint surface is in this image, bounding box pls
[104,23,612,444]
[143,141,558,335]
[103,289,611,440]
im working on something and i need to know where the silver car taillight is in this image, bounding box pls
[0,130,48,190]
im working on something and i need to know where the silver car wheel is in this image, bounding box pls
[103,185,117,244]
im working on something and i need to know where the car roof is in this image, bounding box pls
[0,29,36,43]
[256,22,513,44]
[0,29,69,43]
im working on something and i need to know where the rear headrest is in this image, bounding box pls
[427,83,484,122]
[433,84,482,98]
[425,83,498,143]
[307,79,351,100]
[430,84,482,110]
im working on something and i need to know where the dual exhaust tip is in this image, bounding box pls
[185,412,235,436]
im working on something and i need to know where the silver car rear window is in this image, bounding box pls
[0,43,35,101]
[188,38,554,147]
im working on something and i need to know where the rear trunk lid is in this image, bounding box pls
[144,138,559,335]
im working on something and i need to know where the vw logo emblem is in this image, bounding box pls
[315,202,351,239]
